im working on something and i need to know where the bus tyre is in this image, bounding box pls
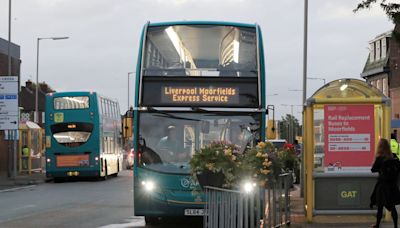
[54,177,64,183]
[145,216,161,225]
[103,161,108,180]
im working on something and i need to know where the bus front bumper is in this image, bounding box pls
[134,187,205,217]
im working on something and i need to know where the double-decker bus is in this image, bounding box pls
[45,91,123,181]
[132,21,266,223]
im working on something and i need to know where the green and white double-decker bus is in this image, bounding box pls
[45,91,123,181]
[132,21,266,223]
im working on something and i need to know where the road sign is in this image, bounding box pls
[0,76,18,130]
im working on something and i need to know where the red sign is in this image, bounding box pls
[324,105,375,168]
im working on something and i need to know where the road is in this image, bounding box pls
[0,170,202,228]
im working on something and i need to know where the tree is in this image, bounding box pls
[278,114,301,143]
[354,0,400,23]
[355,1,400,42]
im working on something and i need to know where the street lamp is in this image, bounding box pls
[307,77,326,85]
[35,36,69,123]
[127,72,135,110]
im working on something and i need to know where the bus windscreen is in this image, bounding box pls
[54,96,89,110]
[144,25,257,77]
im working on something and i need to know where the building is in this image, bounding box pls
[0,37,21,177]
[361,24,400,119]
[20,80,55,126]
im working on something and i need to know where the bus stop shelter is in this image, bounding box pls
[18,121,44,174]
[304,79,391,221]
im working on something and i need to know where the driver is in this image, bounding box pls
[158,126,178,151]
[157,126,188,162]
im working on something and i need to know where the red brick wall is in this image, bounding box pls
[389,24,400,88]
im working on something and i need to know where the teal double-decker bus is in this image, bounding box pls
[132,21,266,223]
[45,91,123,181]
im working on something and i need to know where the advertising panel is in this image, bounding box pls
[324,105,375,172]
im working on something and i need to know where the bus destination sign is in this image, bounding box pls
[161,86,239,104]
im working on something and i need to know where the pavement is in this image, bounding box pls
[288,185,396,228]
[1,171,398,227]
[0,172,46,191]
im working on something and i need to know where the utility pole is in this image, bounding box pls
[302,0,309,198]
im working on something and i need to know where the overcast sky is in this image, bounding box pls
[0,0,394,120]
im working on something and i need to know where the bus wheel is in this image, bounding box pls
[54,177,65,183]
[103,161,108,180]
[145,216,161,225]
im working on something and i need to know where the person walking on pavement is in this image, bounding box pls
[390,133,400,160]
[370,138,400,228]
[22,145,29,171]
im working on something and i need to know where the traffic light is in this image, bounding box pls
[266,119,276,139]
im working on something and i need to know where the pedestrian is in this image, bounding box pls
[22,145,29,171]
[390,133,400,160]
[370,138,400,228]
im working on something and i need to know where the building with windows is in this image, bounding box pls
[361,24,400,119]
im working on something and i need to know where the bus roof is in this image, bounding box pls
[148,21,257,28]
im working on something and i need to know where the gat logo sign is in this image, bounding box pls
[180,177,199,189]
[340,191,358,198]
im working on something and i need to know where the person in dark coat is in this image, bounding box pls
[370,138,400,228]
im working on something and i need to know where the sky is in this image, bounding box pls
[0,0,394,120]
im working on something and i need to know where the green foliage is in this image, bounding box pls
[279,114,301,142]
[190,141,298,189]
[278,148,298,171]
[236,141,275,187]
[189,141,239,187]
[354,0,400,24]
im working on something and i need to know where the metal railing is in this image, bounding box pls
[204,173,292,228]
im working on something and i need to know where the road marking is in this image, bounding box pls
[12,204,36,211]
[97,217,145,228]
[0,185,36,193]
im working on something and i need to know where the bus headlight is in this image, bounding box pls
[242,181,256,194]
[141,180,155,192]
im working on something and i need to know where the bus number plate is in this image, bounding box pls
[184,209,204,216]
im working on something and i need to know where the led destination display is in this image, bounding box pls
[162,86,239,104]
[141,77,258,107]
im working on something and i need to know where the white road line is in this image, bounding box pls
[0,185,36,193]
[12,204,36,211]
[97,217,145,228]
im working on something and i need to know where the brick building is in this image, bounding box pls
[20,80,55,126]
[0,38,20,177]
[361,24,400,120]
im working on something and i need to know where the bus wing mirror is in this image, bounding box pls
[201,121,210,134]
[266,120,276,139]
[123,117,132,138]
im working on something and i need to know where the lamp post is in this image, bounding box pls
[35,37,69,123]
[307,77,326,85]
[127,72,134,110]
